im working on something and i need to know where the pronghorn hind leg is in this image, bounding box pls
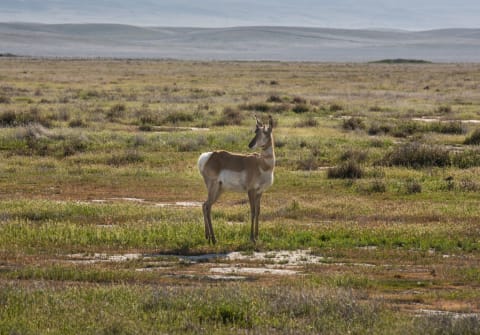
[248,190,257,243]
[202,203,211,240]
[254,192,263,239]
[204,180,222,244]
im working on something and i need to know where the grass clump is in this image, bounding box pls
[295,117,318,127]
[292,103,310,114]
[329,103,343,112]
[413,314,480,335]
[342,117,365,131]
[106,103,126,121]
[266,94,283,103]
[383,142,450,168]
[428,121,465,134]
[68,118,87,128]
[163,111,194,124]
[0,95,11,103]
[451,149,480,168]
[340,149,368,163]
[239,102,271,113]
[368,179,387,193]
[405,179,422,194]
[107,150,144,166]
[215,107,245,126]
[436,105,453,114]
[327,160,364,179]
[0,108,51,127]
[464,128,480,145]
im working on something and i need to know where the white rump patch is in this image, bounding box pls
[197,152,213,174]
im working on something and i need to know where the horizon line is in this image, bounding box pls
[2,21,480,32]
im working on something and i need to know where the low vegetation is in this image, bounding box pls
[1,58,480,334]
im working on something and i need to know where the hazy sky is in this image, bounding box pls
[2,0,480,30]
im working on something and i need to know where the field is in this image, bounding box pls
[1,58,480,334]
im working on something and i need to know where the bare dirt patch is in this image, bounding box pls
[150,126,210,132]
[210,267,299,276]
[412,117,480,124]
[86,198,203,208]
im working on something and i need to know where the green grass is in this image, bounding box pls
[1,199,479,255]
[0,283,408,335]
[1,59,480,334]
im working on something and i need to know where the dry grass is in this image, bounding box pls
[1,58,480,334]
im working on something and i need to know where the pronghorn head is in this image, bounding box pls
[249,115,274,150]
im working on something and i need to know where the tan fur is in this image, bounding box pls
[198,116,275,243]
[201,151,273,187]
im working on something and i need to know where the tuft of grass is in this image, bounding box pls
[340,149,368,163]
[106,103,126,121]
[383,142,450,168]
[428,121,466,135]
[342,117,365,131]
[266,94,283,103]
[295,117,318,127]
[239,102,271,113]
[0,108,51,127]
[163,111,194,124]
[292,103,310,114]
[215,107,244,126]
[68,118,87,128]
[107,150,144,166]
[329,103,343,112]
[436,105,453,114]
[0,95,11,103]
[451,149,480,168]
[327,160,364,179]
[464,128,480,145]
[405,179,422,194]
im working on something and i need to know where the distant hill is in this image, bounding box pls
[1,23,480,62]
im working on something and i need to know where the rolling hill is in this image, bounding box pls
[1,23,480,61]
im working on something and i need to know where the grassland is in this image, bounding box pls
[1,58,480,334]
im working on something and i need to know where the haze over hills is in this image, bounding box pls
[1,23,480,62]
[2,0,480,30]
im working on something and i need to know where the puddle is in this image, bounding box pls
[63,250,377,271]
[110,197,146,203]
[162,273,247,281]
[357,246,378,250]
[412,117,480,124]
[86,198,203,208]
[66,253,142,264]
[155,201,203,208]
[150,126,210,132]
[226,249,326,265]
[417,309,480,319]
[210,267,299,276]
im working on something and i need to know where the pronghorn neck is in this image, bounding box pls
[259,136,275,170]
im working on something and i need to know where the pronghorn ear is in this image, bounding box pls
[254,114,263,127]
[268,115,274,131]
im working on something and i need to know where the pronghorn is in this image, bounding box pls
[198,115,275,244]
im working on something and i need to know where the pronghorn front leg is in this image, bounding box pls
[248,190,257,242]
[254,192,263,239]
